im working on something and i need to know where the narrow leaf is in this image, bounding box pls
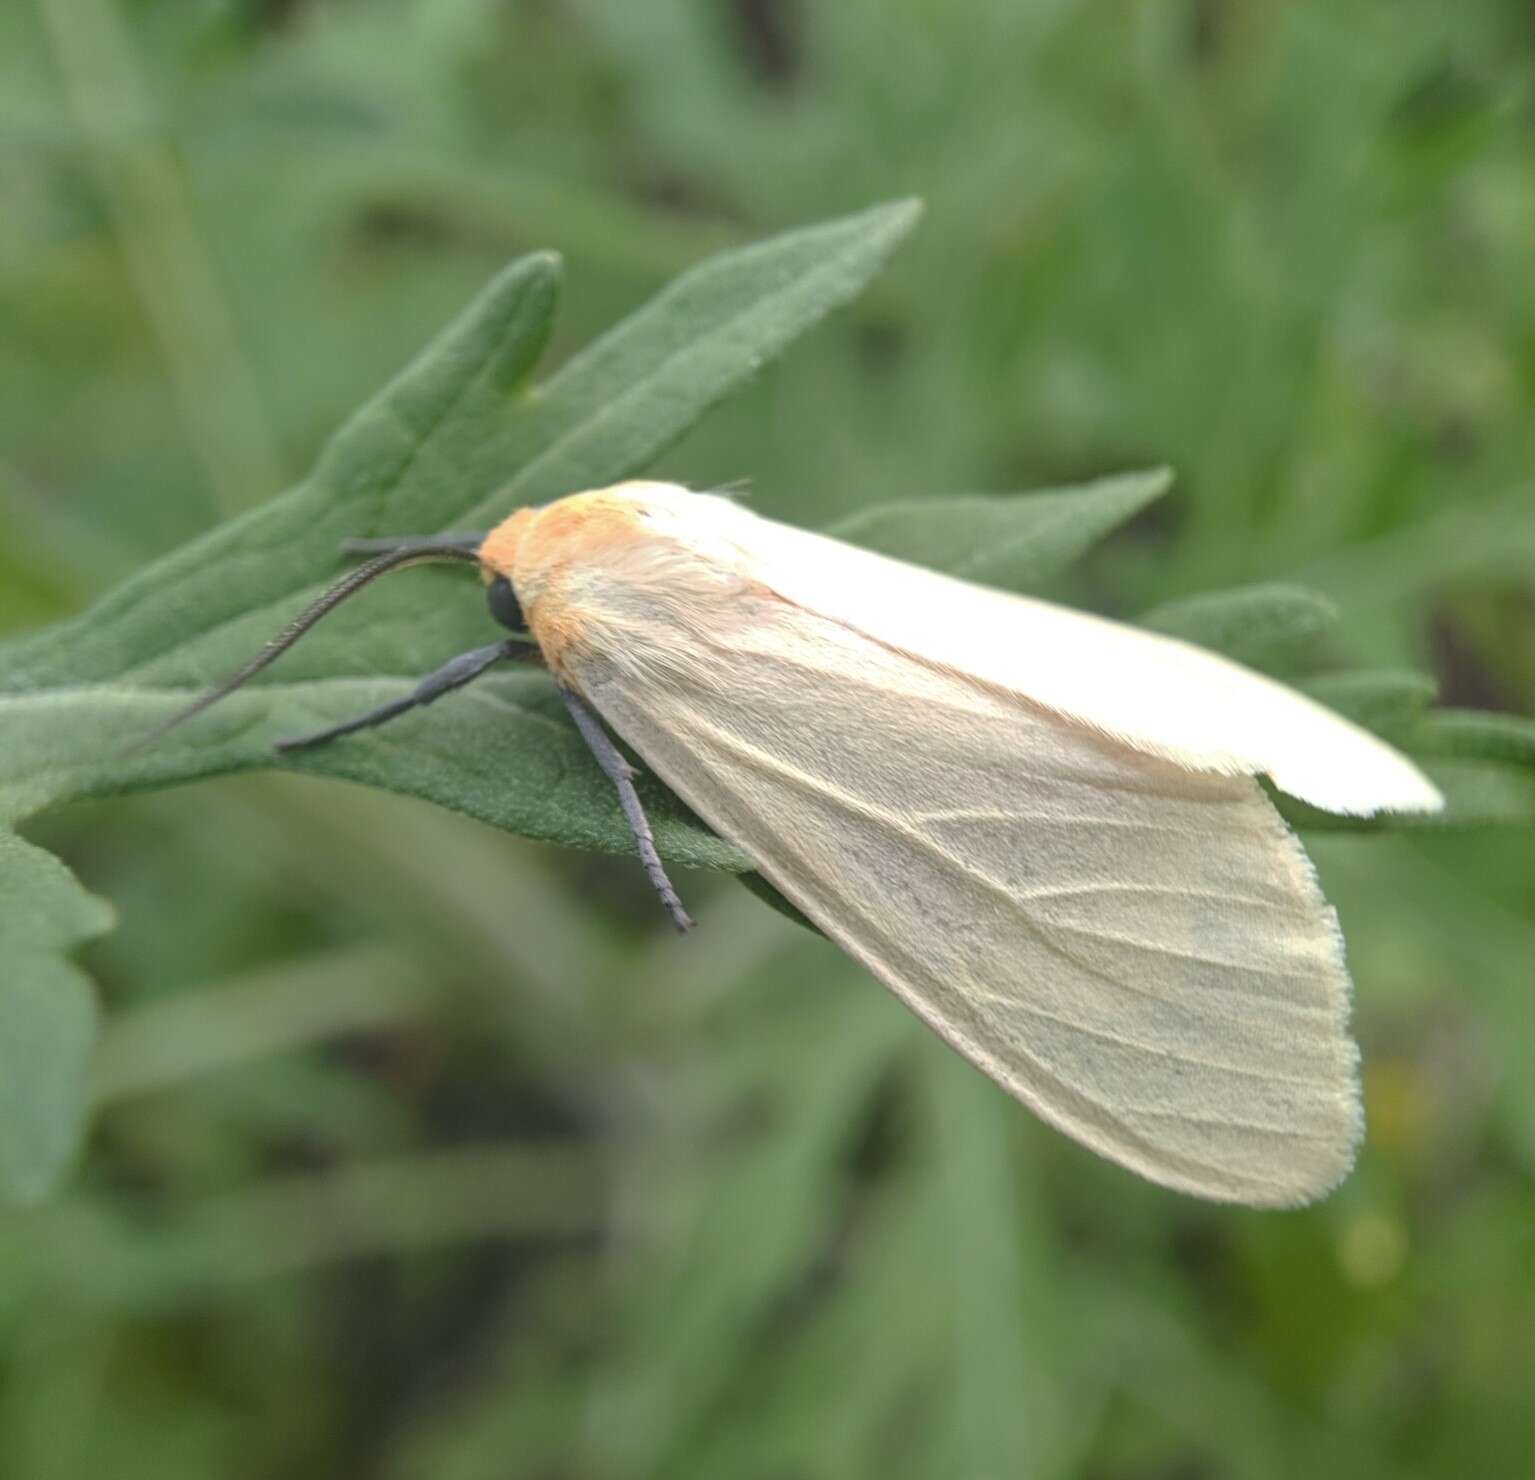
[0,203,921,870]
[3,251,564,697]
[455,197,925,530]
[1400,710,1535,829]
[737,871,820,933]
[0,831,112,1205]
[829,467,1172,593]
[1413,708,1535,768]
[1431,764,1535,826]
[1300,670,1438,743]
[1141,583,1340,674]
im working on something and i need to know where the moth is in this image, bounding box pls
[156,481,1444,1206]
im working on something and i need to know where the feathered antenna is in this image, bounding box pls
[133,544,481,749]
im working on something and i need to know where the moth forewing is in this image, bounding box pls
[662,498,1443,818]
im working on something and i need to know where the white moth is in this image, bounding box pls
[483,483,1441,1207]
[166,480,1445,1206]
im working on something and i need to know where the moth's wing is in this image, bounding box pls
[579,605,1362,1206]
[672,495,1442,818]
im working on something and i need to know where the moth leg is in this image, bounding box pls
[340,533,488,557]
[276,640,517,752]
[559,685,695,934]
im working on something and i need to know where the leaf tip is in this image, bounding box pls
[519,248,565,282]
[869,196,926,238]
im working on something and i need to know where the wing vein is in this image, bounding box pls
[692,715,1330,1020]
[969,996,1338,1089]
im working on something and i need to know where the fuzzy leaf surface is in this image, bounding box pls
[0,832,111,1205]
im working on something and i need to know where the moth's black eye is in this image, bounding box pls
[486,576,526,632]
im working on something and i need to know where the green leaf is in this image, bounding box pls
[736,870,821,934]
[2,251,562,705]
[1416,760,1535,828]
[1299,669,1438,744]
[1409,709,1535,828]
[0,831,111,1206]
[1133,604,1533,832]
[1415,709,1535,769]
[0,201,922,872]
[828,467,1172,593]
[1140,583,1341,674]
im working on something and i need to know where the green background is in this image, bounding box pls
[3,2,1534,1476]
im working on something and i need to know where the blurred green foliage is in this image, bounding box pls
[2,1,1534,1477]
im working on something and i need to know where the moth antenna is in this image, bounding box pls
[130,545,481,751]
